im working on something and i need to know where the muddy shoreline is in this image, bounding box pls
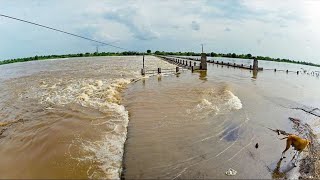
[297,120,320,179]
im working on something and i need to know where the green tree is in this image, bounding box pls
[210,52,217,57]
[147,50,151,54]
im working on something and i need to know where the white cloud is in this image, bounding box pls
[1,0,320,63]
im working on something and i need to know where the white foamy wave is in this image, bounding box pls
[194,99,220,113]
[37,78,132,179]
[187,88,242,118]
[224,90,242,110]
[77,108,129,179]
[39,78,131,106]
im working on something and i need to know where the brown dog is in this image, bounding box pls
[280,134,311,166]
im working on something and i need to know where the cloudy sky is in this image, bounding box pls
[1,0,320,63]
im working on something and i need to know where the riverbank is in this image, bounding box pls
[2,52,320,68]
[0,52,144,66]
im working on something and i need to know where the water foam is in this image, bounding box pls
[37,78,131,179]
[187,88,242,118]
[224,90,242,110]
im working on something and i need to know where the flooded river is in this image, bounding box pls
[0,56,174,179]
[0,56,320,179]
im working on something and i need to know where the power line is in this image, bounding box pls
[0,14,130,51]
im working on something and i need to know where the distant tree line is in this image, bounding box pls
[1,50,320,68]
[154,51,320,67]
[0,51,144,66]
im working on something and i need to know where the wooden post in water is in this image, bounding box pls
[274,69,277,72]
[158,68,161,74]
[189,61,191,67]
[194,62,196,66]
[143,54,145,69]
[297,71,299,75]
[176,67,179,73]
[286,70,289,73]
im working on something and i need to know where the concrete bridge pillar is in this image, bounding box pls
[253,59,258,71]
[200,53,207,70]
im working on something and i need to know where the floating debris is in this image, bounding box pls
[225,168,237,176]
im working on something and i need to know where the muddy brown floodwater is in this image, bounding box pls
[0,56,320,179]
[122,59,320,179]
[0,56,175,179]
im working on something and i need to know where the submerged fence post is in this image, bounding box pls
[141,68,145,75]
[143,54,145,69]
